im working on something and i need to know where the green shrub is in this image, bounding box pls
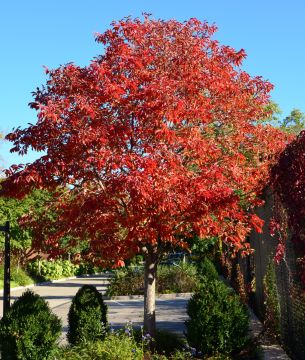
[186,278,249,356]
[132,327,186,356]
[196,257,219,281]
[67,285,108,345]
[105,267,144,296]
[61,260,78,277]
[157,263,198,294]
[27,259,79,281]
[106,262,198,296]
[154,329,186,356]
[0,290,62,360]
[75,262,95,276]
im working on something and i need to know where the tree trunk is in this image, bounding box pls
[144,247,158,339]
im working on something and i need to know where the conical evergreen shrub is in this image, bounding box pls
[67,284,108,345]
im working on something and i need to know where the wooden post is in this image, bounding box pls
[0,221,10,316]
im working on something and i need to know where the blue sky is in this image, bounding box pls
[1,0,304,168]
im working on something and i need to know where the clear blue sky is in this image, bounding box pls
[1,0,304,168]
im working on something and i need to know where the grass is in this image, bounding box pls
[0,265,33,290]
[0,279,18,289]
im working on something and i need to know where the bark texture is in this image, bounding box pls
[144,247,158,338]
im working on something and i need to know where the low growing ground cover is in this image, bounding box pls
[52,327,189,360]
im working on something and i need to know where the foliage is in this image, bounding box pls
[26,259,104,282]
[263,259,280,338]
[0,264,33,289]
[280,109,305,135]
[53,327,191,360]
[131,327,186,357]
[67,285,108,345]
[106,262,198,296]
[271,130,305,285]
[75,262,104,276]
[53,334,144,360]
[218,253,233,280]
[152,329,186,357]
[262,101,283,126]
[0,189,52,265]
[231,262,248,303]
[186,278,249,356]
[27,259,79,281]
[157,263,198,294]
[2,15,288,264]
[196,256,219,281]
[261,102,304,135]
[0,290,61,360]
[2,15,289,335]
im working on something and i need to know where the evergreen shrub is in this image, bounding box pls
[186,278,249,356]
[196,257,219,280]
[67,285,108,345]
[0,290,61,360]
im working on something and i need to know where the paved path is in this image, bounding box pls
[0,275,189,342]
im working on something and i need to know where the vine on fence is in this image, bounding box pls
[271,130,305,286]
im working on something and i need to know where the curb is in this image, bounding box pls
[104,292,193,301]
[0,272,113,295]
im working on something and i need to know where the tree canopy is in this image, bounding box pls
[1,16,289,265]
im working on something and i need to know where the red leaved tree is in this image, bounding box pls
[2,16,288,336]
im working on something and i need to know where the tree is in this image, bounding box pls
[1,16,289,337]
[0,189,52,266]
[280,108,305,134]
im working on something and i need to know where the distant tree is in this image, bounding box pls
[1,16,289,336]
[263,101,283,126]
[280,108,305,135]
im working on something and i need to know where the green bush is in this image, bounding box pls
[27,259,79,281]
[186,278,249,356]
[67,285,108,345]
[157,263,198,294]
[132,327,186,356]
[196,257,219,281]
[154,329,186,356]
[27,259,104,281]
[106,262,198,296]
[105,267,145,296]
[0,290,62,360]
[76,262,104,276]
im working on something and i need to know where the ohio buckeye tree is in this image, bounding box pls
[1,16,288,336]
